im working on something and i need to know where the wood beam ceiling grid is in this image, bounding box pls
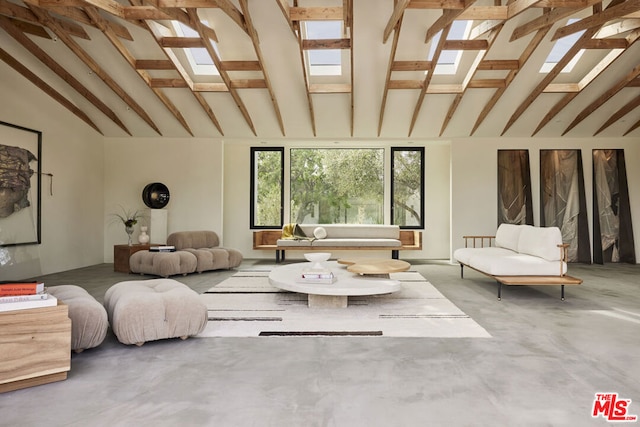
[376,0,640,137]
[275,0,354,137]
[0,0,287,136]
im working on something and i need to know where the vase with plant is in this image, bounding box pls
[111,207,145,246]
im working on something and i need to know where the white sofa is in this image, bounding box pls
[253,224,421,262]
[453,224,581,300]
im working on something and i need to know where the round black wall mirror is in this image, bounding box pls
[142,182,170,209]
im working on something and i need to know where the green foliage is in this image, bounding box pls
[254,147,423,226]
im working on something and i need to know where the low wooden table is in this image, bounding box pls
[338,258,410,277]
[0,301,71,393]
[114,244,151,273]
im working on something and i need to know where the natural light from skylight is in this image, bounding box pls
[172,21,219,76]
[305,21,343,76]
[427,20,472,75]
[540,19,585,73]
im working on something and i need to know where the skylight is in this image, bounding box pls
[172,22,219,76]
[427,20,472,75]
[305,21,343,76]
[540,19,585,73]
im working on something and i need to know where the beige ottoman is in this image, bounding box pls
[103,279,207,346]
[129,250,197,278]
[47,285,108,353]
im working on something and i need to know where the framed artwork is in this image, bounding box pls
[0,121,42,246]
[497,150,533,226]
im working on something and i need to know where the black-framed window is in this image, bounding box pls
[250,147,284,229]
[391,147,424,229]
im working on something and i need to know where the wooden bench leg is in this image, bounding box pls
[561,285,565,301]
[497,281,502,301]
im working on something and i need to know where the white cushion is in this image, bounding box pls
[298,224,400,239]
[313,226,327,239]
[312,238,401,247]
[495,223,523,252]
[465,251,566,276]
[517,226,563,261]
[454,247,515,265]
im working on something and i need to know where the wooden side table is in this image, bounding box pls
[114,244,151,273]
[0,301,71,393]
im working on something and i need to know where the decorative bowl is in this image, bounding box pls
[304,252,331,263]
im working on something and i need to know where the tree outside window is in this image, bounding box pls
[250,147,283,228]
[290,148,384,224]
[391,147,424,228]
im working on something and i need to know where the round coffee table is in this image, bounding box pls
[268,261,401,308]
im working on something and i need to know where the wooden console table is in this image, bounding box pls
[114,244,151,273]
[0,301,71,393]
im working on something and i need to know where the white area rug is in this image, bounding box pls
[198,269,491,338]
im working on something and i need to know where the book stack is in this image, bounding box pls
[149,245,176,252]
[298,269,336,284]
[0,282,57,313]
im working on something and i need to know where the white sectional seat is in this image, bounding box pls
[453,224,581,300]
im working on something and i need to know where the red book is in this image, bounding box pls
[0,282,45,296]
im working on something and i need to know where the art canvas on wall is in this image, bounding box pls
[0,121,41,246]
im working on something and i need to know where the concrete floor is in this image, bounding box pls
[1,260,639,427]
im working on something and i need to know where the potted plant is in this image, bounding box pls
[111,207,146,246]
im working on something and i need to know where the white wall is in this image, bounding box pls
[451,137,640,263]
[222,140,451,261]
[0,62,104,281]
[103,138,224,262]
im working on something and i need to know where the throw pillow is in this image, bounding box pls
[313,226,327,239]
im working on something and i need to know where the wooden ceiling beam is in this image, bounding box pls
[160,37,205,48]
[471,28,549,135]
[440,24,502,136]
[289,7,343,21]
[533,9,640,135]
[425,1,476,44]
[186,8,256,135]
[391,61,432,71]
[302,38,350,50]
[477,59,520,70]
[378,6,404,136]
[510,0,601,41]
[443,39,488,50]
[595,93,640,135]
[239,0,285,136]
[85,4,196,135]
[502,1,608,136]
[220,60,262,71]
[26,3,163,135]
[563,63,640,135]
[383,0,409,44]
[308,83,351,93]
[135,59,174,69]
[0,14,130,134]
[0,0,89,39]
[6,16,51,38]
[552,0,640,41]
[211,0,248,34]
[123,6,174,20]
[0,46,102,134]
[141,13,224,136]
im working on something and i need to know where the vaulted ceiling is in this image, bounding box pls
[1,0,639,139]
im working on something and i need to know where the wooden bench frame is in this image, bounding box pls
[253,229,422,263]
[459,235,582,301]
